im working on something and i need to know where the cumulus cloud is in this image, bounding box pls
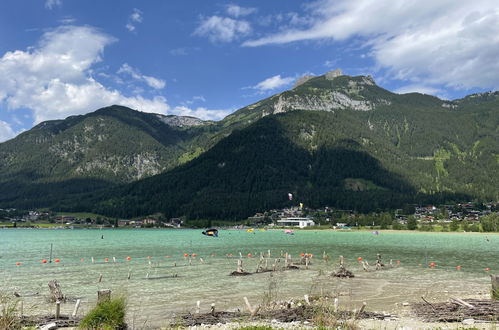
[242,0,499,90]
[226,4,257,18]
[118,63,166,89]
[194,16,251,42]
[0,120,15,143]
[0,25,169,124]
[251,75,295,91]
[171,106,231,121]
[45,0,62,9]
[126,8,143,32]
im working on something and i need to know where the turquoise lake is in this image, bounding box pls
[0,229,497,327]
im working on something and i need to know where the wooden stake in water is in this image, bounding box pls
[49,243,53,263]
[72,299,81,318]
[55,301,60,319]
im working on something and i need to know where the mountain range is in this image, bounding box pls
[1,70,498,219]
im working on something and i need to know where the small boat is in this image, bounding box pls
[202,228,218,237]
[284,229,294,235]
[246,228,254,233]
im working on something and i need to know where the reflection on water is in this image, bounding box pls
[0,229,497,327]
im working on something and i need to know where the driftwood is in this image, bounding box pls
[48,280,65,302]
[230,259,251,276]
[413,299,499,322]
[174,302,390,327]
[375,254,385,270]
[332,256,354,278]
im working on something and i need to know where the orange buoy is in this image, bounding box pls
[357,257,363,261]
[54,259,60,263]
[308,253,313,257]
[247,253,252,257]
[429,262,436,268]
[300,253,305,257]
[15,262,21,266]
[485,267,491,272]
[183,253,189,257]
[42,259,47,264]
[229,253,233,257]
[126,256,132,261]
[104,258,109,262]
[396,260,401,264]
[456,265,462,270]
[80,258,84,262]
[191,253,197,257]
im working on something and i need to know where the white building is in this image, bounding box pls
[277,217,315,228]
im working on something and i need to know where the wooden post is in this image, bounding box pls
[97,289,111,304]
[113,257,116,263]
[491,275,499,300]
[196,301,200,314]
[72,299,81,318]
[355,302,367,319]
[127,270,131,280]
[304,294,311,305]
[55,301,60,319]
[98,274,103,283]
[146,272,150,279]
[268,249,271,257]
[305,256,309,269]
[237,259,244,273]
[210,303,215,316]
[91,257,94,263]
[19,301,23,318]
[333,298,339,312]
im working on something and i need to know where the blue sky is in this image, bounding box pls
[1,0,498,141]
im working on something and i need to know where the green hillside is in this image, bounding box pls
[1,72,499,218]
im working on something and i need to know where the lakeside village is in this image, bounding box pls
[2,201,499,232]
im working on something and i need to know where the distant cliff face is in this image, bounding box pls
[262,72,390,116]
[156,114,208,127]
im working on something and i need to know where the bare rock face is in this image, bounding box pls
[157,115,206,128]
[325,69,343,80]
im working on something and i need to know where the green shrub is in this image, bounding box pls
[79,297,126,330]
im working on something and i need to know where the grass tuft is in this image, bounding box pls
[79,296,126,330]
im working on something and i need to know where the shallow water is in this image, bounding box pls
[0,229,497,328]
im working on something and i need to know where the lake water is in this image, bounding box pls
[0,229,497,328]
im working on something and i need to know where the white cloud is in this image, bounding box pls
[251,75,295,91]
[242,0,499,90]
[118,63,166,89]
[169,48,187,56]
[0,120,15,143]
[171,106,231,121]
[194,16,251,42]
[226,4,257,18]
[45,0,62,9]
[126,8,143,32]
[0,26,169,124]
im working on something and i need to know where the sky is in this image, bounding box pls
[1,0,498,142]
